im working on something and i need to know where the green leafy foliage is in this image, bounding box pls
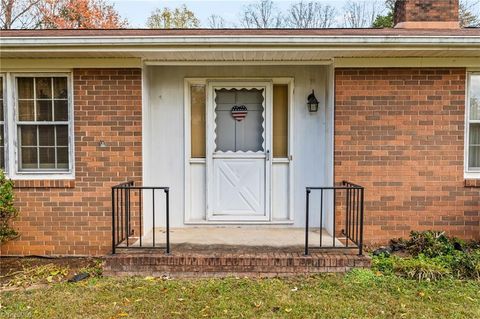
[405,231,458,257]
[372,231,480,281]
[0,169,18,243]
[372,12,393,28]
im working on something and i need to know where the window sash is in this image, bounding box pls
[467,73,480,173]
[14,75,72,174]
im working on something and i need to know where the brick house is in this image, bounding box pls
[0,0,479,258]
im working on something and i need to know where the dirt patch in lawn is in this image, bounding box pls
[0,257,102,290]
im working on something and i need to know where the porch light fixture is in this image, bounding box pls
[307,90,319,113]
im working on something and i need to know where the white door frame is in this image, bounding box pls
[206,80,273,221]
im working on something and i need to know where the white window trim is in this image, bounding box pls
[0,74,6,173]
[4,72,75,180]
[465,71,480,179]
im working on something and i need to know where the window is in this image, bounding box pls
[467,73,480,175]
[0,75,5,169]
[15,75,71,172]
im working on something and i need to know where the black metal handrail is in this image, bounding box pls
[305,181,365,255]
[111,181,170,254]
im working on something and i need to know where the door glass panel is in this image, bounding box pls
[191,85,206,158]
[214,88,264,152]
[273,84,288,158]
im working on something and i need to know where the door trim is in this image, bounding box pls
[184,77,295,225]
[206,80,272,222]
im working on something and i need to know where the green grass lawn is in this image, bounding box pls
[1,269,479,319]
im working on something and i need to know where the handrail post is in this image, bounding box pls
[304,188,311,256]
[165,188,170,255]
[359,188,365,256]
[111,187,116,254]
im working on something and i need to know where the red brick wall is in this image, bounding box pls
[2,68,142,256]
[335,68,479,244]
[394,0,459,24]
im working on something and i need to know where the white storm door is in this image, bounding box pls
[206,82,272,221]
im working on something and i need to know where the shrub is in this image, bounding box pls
[373,231,480,281]
[392,255,451,281]
[371,254,394,274]
[0,169,18,243]
[449,250,480,280]
[406,231,456,257]
[372,254,450,281]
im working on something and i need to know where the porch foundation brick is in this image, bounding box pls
[2,68,142,256]
[335,68,480,244]
[103,252,371,277]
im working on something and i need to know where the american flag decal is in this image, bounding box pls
[231,105,248,122]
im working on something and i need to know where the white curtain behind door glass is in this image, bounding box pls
[469,75,480,169]
[214,88,264,152]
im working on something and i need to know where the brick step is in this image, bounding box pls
[104,252,371,277]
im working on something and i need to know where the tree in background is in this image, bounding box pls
[208,14,227,29]
[0,0,42,29]
[343,0,384,28]
[460,0,480,27]
[1,0,127,29]
[40,0,128,29]
[286,1,336,28]
[147,4,200,28]
[372,0,395,28]
[240,0,283,28]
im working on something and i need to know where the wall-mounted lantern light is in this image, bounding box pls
[307,90,319,113]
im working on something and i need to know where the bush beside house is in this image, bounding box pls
[0,170,18,243]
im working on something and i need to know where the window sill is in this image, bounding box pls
[13,179,75,189]
[464,179,480,188]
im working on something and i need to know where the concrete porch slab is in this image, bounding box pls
[133,227,344,248]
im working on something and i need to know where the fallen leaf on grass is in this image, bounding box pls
[291,287,298,292]
[285,308,292,313]
[117,313,128,317]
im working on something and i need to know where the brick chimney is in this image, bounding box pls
[394,0,460,29]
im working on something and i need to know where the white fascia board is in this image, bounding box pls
[1,35,480,47]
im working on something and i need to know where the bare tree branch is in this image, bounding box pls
[208,14,226,29]
[286,1,336,28]
[460,0,480,27]
[1,0,42,29]
[240,0,283,28]
[343,0,384,28]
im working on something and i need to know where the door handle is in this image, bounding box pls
[266,150,270,161]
